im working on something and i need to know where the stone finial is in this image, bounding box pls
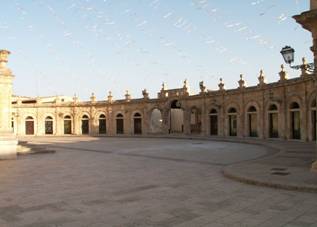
[0,50,13,76]
[73,94,78,103]
[90,92,96,103]
[161,82,167,91]
[279,64,288,82]
[183,79,189,89]
[17,97,22,105]
[218,78,225,91]
[125,90,131,101]
[142,89,149,99]
[36,97,41,104]
[199,81,206,93]
[0,50,10,65]
[183,79,190,96]
[107,91,113,103]
[258,69,266,86]
[55,96,61,104]
[238,74,245,88]
[300,57,309,76]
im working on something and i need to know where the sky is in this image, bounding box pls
[0,0,313,100]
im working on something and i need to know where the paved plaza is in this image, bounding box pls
[0,137,317,227]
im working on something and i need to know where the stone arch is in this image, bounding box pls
[287,95,303,109]
[132,111,143,135]
[149,108,163,133]
[225,102,240,114]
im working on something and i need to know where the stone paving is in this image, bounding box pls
[223,140,317,192]
[1,137,317,227]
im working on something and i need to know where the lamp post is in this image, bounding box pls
[280,46,315,72]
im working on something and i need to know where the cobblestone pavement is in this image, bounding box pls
[1,137,317,227]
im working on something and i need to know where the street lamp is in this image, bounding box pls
[280,45,315,72]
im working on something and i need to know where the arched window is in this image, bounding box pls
[116,113,124,134]
[133,112,142,134]
[290,102,301,139]
[98,114,107,134]
[268,104,279,138]
[25,116,34,135]
[64,115,72,135]
[228,107,237,136]
[209,109,218,136]
[45,116,53,135]
[247,106,258,137]
[81,115,89,135]
[11,117,14,132]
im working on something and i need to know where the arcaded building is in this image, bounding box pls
[11,65,317,142]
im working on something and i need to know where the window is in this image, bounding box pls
[81,115,89,135]
[290,102,301,139]
[45,116,53,135]
[64,115,72,135]
[116,113,124,134]
[99,114,107,134]
[133,113,142,134]
[228,108,237,136]
[25,116,34,135]
[209,109,218,136]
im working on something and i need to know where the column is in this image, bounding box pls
[0,50,17,159]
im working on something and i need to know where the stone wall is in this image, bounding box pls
[12,70,317,142]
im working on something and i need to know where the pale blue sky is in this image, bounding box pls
[0,0,312,100]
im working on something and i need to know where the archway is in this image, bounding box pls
[116,113,124,134]
[81,115,89,135]
[25,116,34,135]
[98,114,107,134]
[169,100,184,133]
[150,108,163,133]
[268,104,278,138]
[228,107,237,136]
[133,113,142,134]
[64,115,72,135]
[290,102,301,139]
[209,109,218,136]
[247,106,258,137]
[45,116,53,135]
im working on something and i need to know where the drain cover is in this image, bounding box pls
[271,171,290,176]
[270,168,287,171]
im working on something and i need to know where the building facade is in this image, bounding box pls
[11,67,317,142]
